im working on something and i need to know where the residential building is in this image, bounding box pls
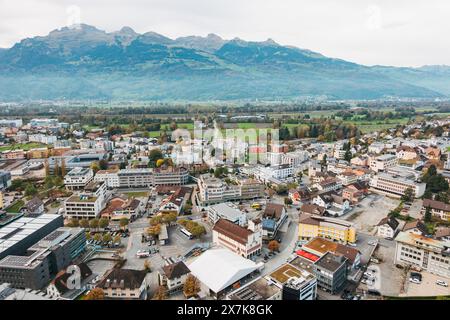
[158,261,191,294]
[377,216,400,239]
[394,231,450,278]
[158,186,192,214]
[227,276,282,300]
[313,252,348,294]
[94,169,120,188]
[298,237,361,270]
[46,263,94,299]
[153,166,189,185]
[64,167,94,190]
[298,214,357,244]
[117,168,153,188]
[101,197,143,221]
[212,219,263,259]
[97,268,148,299]
[208,203,247,226]
[370,154,398,172]
[0,119,23,128]
[25,197,45,216]
[267,263,317,300]
[422,199,450,221]
[262,203,288,240]
[64,181,108,219]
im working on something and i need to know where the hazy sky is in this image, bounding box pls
[0,0,449,67]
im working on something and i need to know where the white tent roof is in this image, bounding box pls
[188,248,258,293]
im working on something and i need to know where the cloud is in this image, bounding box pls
[0,0,449,67]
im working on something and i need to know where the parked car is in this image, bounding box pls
[368,240,378,246]
[409,278,421,284]
[436,280,448,287]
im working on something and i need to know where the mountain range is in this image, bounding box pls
[1,24,450,101]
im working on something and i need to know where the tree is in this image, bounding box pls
[60,158,67,177]
[149,215,163,226]
[162,212,178,225]
[85,232,91,240]
[268,240,280,252]
[25,184,38,197]
[90,161,100,174]
[70,218,79,227]
[89,218,99,230]
[143,259,151,272]
[284,197,293,206]
[85,288,105,300]
[190,224,206,238]
[156,159,165,167]
[321,154,327,167]
[183,275,201,298]
[54,160,60,177]
[93,233,102,242]
[424,206,432,223]
[344,149,352,162]
[119,218,129,230]
[79,219,90,229]
[99,218,109,229]
[44,159,50,177]
[149,149,163,168]
[152,286,168,300]
[102,233,112,244]
[401,187,415,203]
[99,159,108,170]
[147,224,161,237]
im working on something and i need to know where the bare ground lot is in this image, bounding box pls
[345,194,401,233]
[401,271,450,297]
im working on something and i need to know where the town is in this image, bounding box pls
[0,108,449,301]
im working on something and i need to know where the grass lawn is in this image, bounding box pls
[6,200,25,213]
[0,142,47,152]
[148,131,161,138]
[161,123,195,130]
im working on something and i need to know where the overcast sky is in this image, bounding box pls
[0,0,449,67]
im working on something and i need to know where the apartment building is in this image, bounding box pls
[153,166,189,185]
[64,167,94,190]
[377,216,400,239]
[370,154,398,172]
[64,181,108,219]
[117,168,153,188]
[208,203,247,226]
[298,214,357,244]
[158,261,191,295]
[267,263,317,300]
[313,252,348,294]
[370,173,426,198]
[94,169,120,188]
[212,219,262,259]
[394,231,450,278]
[197,174,263,206]
[98,269,148,299]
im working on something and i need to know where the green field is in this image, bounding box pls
[123,191,149,198]
[0,142,47,152]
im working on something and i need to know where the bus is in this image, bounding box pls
[180,227,194,239]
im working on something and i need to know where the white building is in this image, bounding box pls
[370,173,426,198]
[369,154,398,172]
[94,169,120,188]
[394,231,450,278]
[377,216,400,239]
[212,219,263,259]
[64,181,108,219]
[64,167,94,190]
[208,203,248,226]
[188,248,262,298]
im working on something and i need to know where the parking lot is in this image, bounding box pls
[403,271,450,297]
